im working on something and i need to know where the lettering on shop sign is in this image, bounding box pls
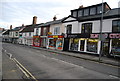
[67,35,78,38]
[109,34,120,38]
[90,34,108,38]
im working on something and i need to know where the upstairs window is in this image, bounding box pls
[16,32,18,36]
[43,27,47,36]
[90,7,96,15]
[29,32,31,36]
[54,27,60,35]
[81,23,92,33]
[112,20,120,33]
[36,28,39,35]
[78,10,83,17]
[83,8,89,16]
[97,5,102,14]
[66,25,72,34]
[72,11,77,17]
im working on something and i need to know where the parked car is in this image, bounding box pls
[110,47,120,57]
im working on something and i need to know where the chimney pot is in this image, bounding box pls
[79,5,84,9]
[53,15,57,21]
[33,16,37,24]
[10,25,12,30]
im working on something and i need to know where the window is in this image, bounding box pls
[54,27,60,35]
[97,5,102,14]
[36,28,39,35]
[112,20,120,33]
[16,32,18,36]
[43,27,47,35]
[81,23,92,33]
[72,11,77,17]
[83,8,89,16]
[78,10,83,17]
[29,32,31,36]
[66,25,72,34]
[90,7,96,15]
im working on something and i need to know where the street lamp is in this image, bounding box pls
[99,0,104,61]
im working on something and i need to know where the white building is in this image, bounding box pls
[63,2,120,57]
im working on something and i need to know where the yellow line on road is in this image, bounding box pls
[13,58,38,81]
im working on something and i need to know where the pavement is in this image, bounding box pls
[30,46,120,67]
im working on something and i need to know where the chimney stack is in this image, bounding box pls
[33,16,37,24]
[22,24,24,27]
[79,5,84,9]
[10,25,12,30]
[53,15,57,21]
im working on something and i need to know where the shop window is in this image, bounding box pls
[111,39,120,55]
[29,32,31,36]
[90,7,96,15]
[81,23,92,33]
[16,32,18,36]
[56,38,63,50]
[87,39,98,53]
[70,38,79,51]
[83,8,89,16]
[112,20,120,33]
[49,38,57,48]
[66,25,72,34]
[54,27,60,35]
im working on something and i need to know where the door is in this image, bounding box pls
[63,38,69,51]
[102,41,109,56]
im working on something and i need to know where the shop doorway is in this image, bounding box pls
[63,38,69,51]
[102,40,109,56]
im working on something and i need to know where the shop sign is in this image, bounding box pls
[48,32,52,35]
[109,34,120,38]
[48,35,64,38]
[90,34,108,38]
[67,34,90,38]
[67,35,78,38]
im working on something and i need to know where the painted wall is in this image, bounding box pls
[50,23,65,35]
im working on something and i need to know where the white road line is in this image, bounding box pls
[109,75,119,79]
[41,54,84,68]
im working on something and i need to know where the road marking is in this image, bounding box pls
[13,58,38,81]
[40,54,84,68]
[109,75,119,79]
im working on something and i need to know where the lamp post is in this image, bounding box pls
[99,0,104,61]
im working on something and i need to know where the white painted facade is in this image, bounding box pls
[34,28,41,35]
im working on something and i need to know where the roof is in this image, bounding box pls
[36,17,66,28]
[63,8,120,22]
[10,26,24,31]
[20,24,42,33]
[2,30,10,35]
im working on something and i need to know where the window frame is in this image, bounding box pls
[112,20,120,33]
[81,23,92,33]
[66,25,72,34]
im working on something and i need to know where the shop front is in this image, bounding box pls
[67,33,110,55]
[109,33,120,56]
[48,35,64,50]
[33,36,40,47]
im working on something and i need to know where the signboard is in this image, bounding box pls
[48,32,52,35]
[90,34,108,39]
[67,33,90,38]
[48,35,64,38]
[109,34,120,38]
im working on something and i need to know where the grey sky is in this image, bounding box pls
[0,0,119,29]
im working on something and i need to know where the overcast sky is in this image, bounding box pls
[0,0,120,29]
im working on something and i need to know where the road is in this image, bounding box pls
[2,43,120,80]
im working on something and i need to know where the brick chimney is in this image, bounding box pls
[79,5,84,9]
[22,24,24,27]
[10,25,12,30]
[53,15,57,21]
[33,16,37,24]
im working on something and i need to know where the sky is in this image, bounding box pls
[0,0,120,29]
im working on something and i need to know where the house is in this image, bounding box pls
[47,16,65,50]
[2,29,10,42]
[9,25,24,43]
[19,16,42,46]
[33,16,66,49]
[62,2,120,56]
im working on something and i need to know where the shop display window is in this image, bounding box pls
[87,39,98,53]
[49,38,57,47]
[70,38,79,51]
[56,38,63,50]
